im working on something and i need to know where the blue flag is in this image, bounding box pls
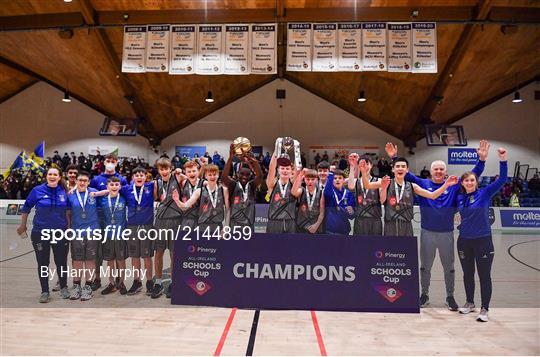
[33,141,45,158]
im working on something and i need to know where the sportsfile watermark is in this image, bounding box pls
[39,225,253,243]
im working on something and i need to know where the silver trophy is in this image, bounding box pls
[275,136,302,170]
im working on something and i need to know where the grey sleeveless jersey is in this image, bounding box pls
[198,185,225,225]
[355,177,382,219]
[230,181,256,226]
[156,175,182,219]
[384,179,414,222]
[268,181,296,221]
[296,187,322,230]
[181,179,202,220]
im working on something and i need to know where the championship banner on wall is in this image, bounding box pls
[387,23,412,72]
[121,26,147,73]
[196,25,223,74]
[312,23,337,72]
[361,22,387,71]
[286,23,312,72]
[250,24,277,74]
[169,25,197,75]
[224,24,250,75]
[145,25,170,72]
[172,233,420,313]
[412,22,437,73]
[337,23,362,72]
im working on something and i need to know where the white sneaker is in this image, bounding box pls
[476,308,489,322]
[69,284,81,300]
[459,302,475,314]
[80,285,93,301]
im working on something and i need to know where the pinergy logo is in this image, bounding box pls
[374,250,406,259]
[187,245,197,253]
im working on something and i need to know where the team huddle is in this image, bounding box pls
[18,139,508,323]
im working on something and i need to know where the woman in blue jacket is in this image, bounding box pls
[456,147,507,322]
[17,167,71,303]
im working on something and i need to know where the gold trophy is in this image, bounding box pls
[232,137,252,158]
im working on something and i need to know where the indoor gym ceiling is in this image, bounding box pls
[0,0,539,145]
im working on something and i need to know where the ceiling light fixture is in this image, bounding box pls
[512,91,523,103]
[62,90,71,103]
[205,90,214,103]
[357,90,367,102]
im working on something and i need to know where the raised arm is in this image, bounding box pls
[347,153,359,191]
[413,176,459,199]
[172,187,201,210]
[265,154,278,191]
[471,139,489,177]
[291,168,305,198]
[222,186,230,227]
[485,148,508,197]
[246,154,264,188]
[221,144,236,188]
[359,160,381,190]
[379,176,390,204]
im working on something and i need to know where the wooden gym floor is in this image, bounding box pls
[1,222,538,355]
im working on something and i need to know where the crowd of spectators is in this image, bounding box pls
[2,149,539,207]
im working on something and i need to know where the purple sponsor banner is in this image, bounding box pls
[172,233,419,313]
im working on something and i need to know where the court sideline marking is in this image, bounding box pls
[311,311,327,356]
[213,308,237,356]
[507,240,540,272]
[245,309,260,356]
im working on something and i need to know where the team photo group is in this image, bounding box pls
[18,136,508,323]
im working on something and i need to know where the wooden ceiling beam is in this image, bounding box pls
[489,6,540,22]
[78,0,159,142]
[0,79,39,104]
[0,13,84,31]
[2,6,538,32]
[98,9,278,25]
[405,0,494,143]
[0,56,114,118]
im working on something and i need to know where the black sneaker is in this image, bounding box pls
[165,283,172,299]
[118,282,128,295]
[101,283,117,295]
[91,279,102,291]
[146,281,154,296]
[446,296,459,311]
[151,283,164,299]
[420,293,430,307]
[127,280,142,295]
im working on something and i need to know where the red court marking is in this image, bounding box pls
[214,308,237,356]
[311,311,327,356]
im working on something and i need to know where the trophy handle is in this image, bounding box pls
[274,137,282,157]
[293,140,302,170]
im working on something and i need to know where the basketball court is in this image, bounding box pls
[1,1,540,356]
[1,220,538,355]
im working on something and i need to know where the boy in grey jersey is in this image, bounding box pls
[357,158,458,236]
[347,154,386,236]
[291,169,325,234]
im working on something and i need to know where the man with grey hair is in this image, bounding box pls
[385,140,490,310]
